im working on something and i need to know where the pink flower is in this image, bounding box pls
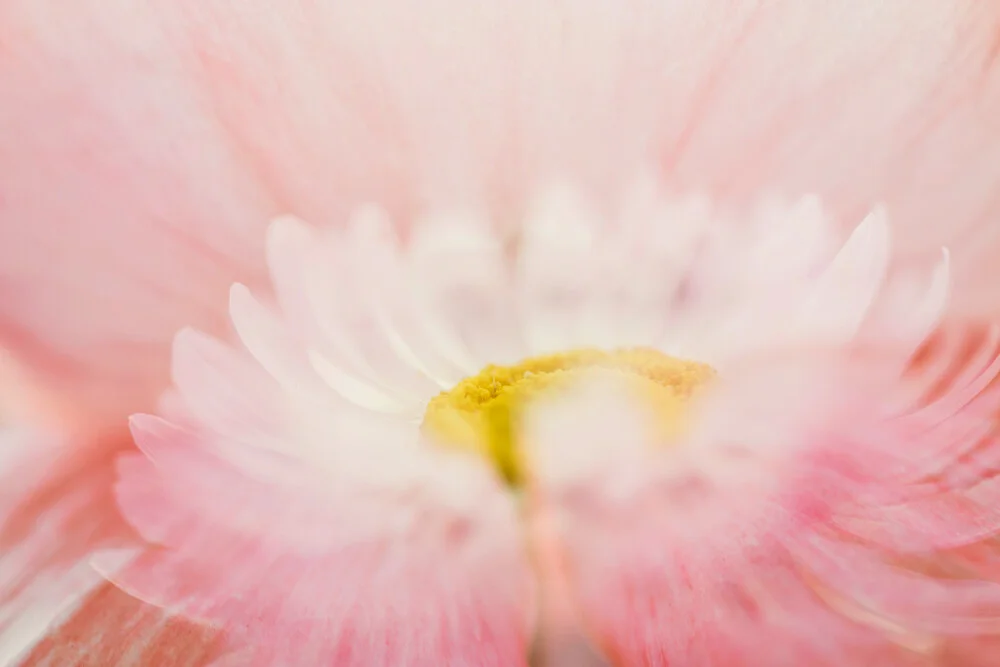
[87,192,1000,666]
[2,1,1000,665]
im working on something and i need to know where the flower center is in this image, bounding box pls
[422,348,716,486]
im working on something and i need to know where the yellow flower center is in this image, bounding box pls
[421,348,716,486]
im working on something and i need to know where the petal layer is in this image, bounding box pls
[108,262,533,667]
[3,1,1000,425]
[0,430,137,664]
[17,583,226,667]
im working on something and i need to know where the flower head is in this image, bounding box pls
[85,179,1000,665]
[2,2,1000,665]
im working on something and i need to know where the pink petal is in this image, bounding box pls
[406,213,526,369]
[17,583,227,667]
[524,359,1000,665]
[789,210,891,345]
[522,376,881,665]
[0,429,138,664]
[3,1,1000,425]
[109,407,532,666]
[0,2,283,429]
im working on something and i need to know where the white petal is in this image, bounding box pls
[516,186,605,354]
[409,214,525,368]
[308,348,413,416]
[790,208,891,345]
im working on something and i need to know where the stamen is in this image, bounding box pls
[422,348,716,486]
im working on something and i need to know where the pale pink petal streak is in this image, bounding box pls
[0,430,139,664]
[108,415,530,666]
[0,0,280,428]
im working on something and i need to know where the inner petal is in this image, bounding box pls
[422,347,716,486]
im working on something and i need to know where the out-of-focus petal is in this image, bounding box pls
[2,1,1000,426]
[105,415,531,666]
[16,583,226,667]
[645,2,1000,312]
[0,430,136,664]
[0,1,280,429]
[524,343,1000,665]
[523,373,902,665]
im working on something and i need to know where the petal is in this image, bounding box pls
[860,248,952,363]
[789,209,891,345]
[515,183,713,355]
[516,187,606,354]
[831,327,1000,553]
[522,374,862,665]
[109,412,532,667]
[16,583,226,667]
[307,209,447,404]
[523,362,1000,665]
[0,1,281,429]
[644,2,1000,315]
[662,201,945,366]
[662,198,848,362]
[270,214,466,416]
[4,1,1000,426]
[407,212,525,369]
[0,429,137,664]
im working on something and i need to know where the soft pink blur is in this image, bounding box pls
[1,1,999,430]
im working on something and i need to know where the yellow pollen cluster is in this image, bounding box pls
[421,348,716,486]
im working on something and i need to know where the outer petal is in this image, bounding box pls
[3,0,1000,426]
[16,583,226,667]
[0,1,278,429]
[0,430,158,665]
[107,416,530,667]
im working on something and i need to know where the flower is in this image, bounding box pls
[81,185,1000,666]
[2,1,1000,665]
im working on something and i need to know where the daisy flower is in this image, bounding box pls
[1,1,1000,665]
[87,185,1000,666]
